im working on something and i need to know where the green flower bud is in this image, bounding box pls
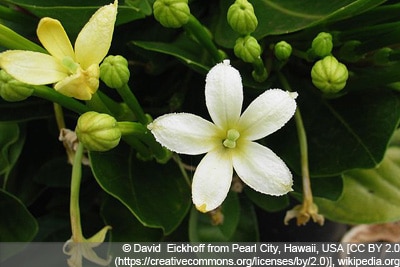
[311,32,333,58]
[274,41,292,61]
[100,55,130,89]
[339,40,362,63]
[234,35,261,63]
[153,0,190,28]
[227,0,258,35]
[252,66,268,83]
[75,111,121,152]
[373,47,393,66]
[311,56,348,94]
[0,70,33,102]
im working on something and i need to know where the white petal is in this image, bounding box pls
[37,18,75,61]
[75,0,118,69]
[148,113,221,155]
[232,141,293,195]
[192,148,233,212]
[0,50,68,85]
[205,60,243,129]
[238,89,297,141]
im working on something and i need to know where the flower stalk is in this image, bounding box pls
[278,72,324,226]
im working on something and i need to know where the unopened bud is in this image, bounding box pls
[0,70,33,101]
[311,56,348,94]
[234,35,261,63]
[153,0,190,28]
[373,47,393,66]
[339,40,362,63]
[75,111,121,151]
[274,41,292,61]
[227,0,258,35]
[311,32,333,58]
[100,55,130,89]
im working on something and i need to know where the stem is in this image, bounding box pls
[115,84,148,125]
[172,154,191,187]
[70,142,84,242]
[33,85,89,114]
[184,15,224,64]
[54,103,75,164]
[277,73,314,205]
[294,108,314,208]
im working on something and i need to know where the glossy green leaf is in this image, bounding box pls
[101,196,163,242]
[214,0,385,47]
[90,144,191,235]
[0,123,25,184]
[0,98,53,122]
[316,145,400,224]
[245,187,289,212]
[132,35,212,74]
[0,189,38,242]
[189,194,258,242]
[2,0,153,38]
[273,89,400,177]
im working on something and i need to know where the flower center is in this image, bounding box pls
[223,129,240,149]
[62,56,79,74]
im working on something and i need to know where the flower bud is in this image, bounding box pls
[311,56,348,94]
[311,32,333,58]
[274,41,292,61]
[153,0,190,28]
[100,55,130,89]
[227,0,258,35]
[373,47,393,66]
[234,35,261,63]
[0,70,34,102]
[339,40,362,63]
[75,111,121,151]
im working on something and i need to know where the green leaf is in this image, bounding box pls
[132,35,212,74]
[0,123,25,184]
[316,145,400,224]
[0,189,38,242]
[189,194,258,242]
[245,187,289,212]
[0,98,54,122]
[2,0,152,38]
[214,0,385,48]
[101,196,163,242]
[90,144,191,235]
[273,89,400,177]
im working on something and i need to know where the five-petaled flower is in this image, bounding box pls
[148,60,297,213]
[0,0,118,100]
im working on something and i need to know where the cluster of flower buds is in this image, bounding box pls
[0,69,34,102]
[309,32,349,95]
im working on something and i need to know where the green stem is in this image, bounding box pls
[115,84,148,125]
[0,24,46,53]
[33,85,89,114]
[277,72,314,206]
[172,154,191,187]
[70,142,84,242]
[85,92,112,114]
[184,15,224,64]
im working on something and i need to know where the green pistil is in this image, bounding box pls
[223,129,240,148]
[62,56,79,73]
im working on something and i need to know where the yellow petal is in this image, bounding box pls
[37,18,75,61]
[54,67,99,100]
[75,0,118,69]
[0,50,68,85]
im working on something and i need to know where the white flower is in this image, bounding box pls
[0,1,118,100]
[148,60,297,213]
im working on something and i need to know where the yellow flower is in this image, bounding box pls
[0,1,118,100]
